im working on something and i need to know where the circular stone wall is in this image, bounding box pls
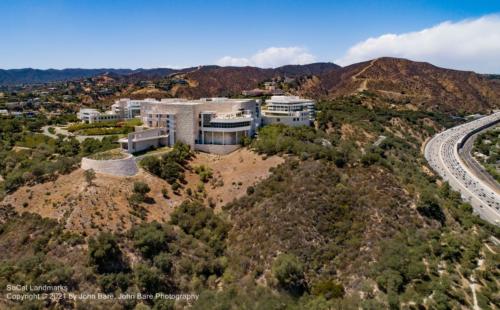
[81,154,138,176]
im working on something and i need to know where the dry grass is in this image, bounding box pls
[1,148,283,234]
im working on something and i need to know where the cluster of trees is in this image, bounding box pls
[473,128,500,183]
[0,212,84,309]
[140,142,192,188]
[252,124,352,167]
[218,95,498,308]
[170,201,228,256]
[316,96,459,134]
[0,115,119,196]
[83,206,230,308]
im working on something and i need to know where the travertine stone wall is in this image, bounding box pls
[194,144,240,154]
[81,154,138,176]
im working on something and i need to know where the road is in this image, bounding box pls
[459,127,500,194]
[424,112,500,225]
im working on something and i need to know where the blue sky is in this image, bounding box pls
[1,0,499,72]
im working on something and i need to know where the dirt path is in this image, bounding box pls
[470,279,480,310]
[352,58,378,92]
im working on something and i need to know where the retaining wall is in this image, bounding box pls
[194,144,240,155]
[457,117,500,149]
[81,154,138,176]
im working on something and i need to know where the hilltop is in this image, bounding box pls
[306,57,500,113]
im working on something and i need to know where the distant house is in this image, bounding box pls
[270,89,285,95]
[242,88,266,96]
[6,102,23,109]
[241,88,285,96]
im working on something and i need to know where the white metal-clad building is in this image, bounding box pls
[261,95,315,126]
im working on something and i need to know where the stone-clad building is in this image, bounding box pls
[79,95,315,155]
[119,97,261,154]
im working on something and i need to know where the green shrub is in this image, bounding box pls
[161,188,169,199]
[133,181,151,196]
[132,222,175,259]
[153,253,173,273]
[194,165,213,183]
[99,272,130,293]
[88,233,128,274]
[311,279,345,299]
[135,264,164,294]
[272,253,306,296]
[171,182,181,192]
[417,192,445,224]
[246,186,255,195]
[170,201,228,256]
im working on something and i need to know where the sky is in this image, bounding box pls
[1,0,499,73]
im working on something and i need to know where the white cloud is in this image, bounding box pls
[216,47,316,68]
[335,15,500,73]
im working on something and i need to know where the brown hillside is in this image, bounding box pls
[310,57,500,113]
[161,58,499,113]
[1,149,282,235]
[170,63,340,98]
[173,66,275,98]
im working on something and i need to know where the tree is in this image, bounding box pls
[417,193,445,224]
[194,165,213,183]
[133,181,151,196]
[272,253,307,296]
[135,264,163,294]
[311,279,345,299]
[160,161,182,184]
[88,233,127,274]
[140,156,161,176]
[161,188,169,199]
[132,222,175,259]
[84,169,96,186]
[153,253,173,273]
[129,182,151,205]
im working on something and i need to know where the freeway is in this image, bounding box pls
[424,112,500,225]
[459,127,500,194]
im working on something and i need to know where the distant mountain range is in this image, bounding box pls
[1,59,499,113]
[0,63,340,86]
[0,68,134,85]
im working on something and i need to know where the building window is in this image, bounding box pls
[203,121,251,128]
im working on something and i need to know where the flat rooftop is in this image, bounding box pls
[142,97,256,106]
[268,96,314,104]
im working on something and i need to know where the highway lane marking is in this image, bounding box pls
[425,114,500,223]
